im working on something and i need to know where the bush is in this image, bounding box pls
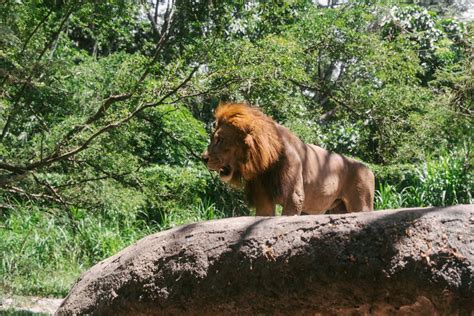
[374,148,472,209]
[139,164,248,230]
[371,163,419,188]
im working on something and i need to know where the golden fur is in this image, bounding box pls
[214,103,282,180]
[202,102,375,216]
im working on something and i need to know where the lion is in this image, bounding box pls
[202,102,375,216]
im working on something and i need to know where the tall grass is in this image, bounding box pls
[147,198,226,230]
[375,149,472,209]
[0,204,153,297]
[0,197,230,297]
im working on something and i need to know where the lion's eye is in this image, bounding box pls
[215,137,221,145]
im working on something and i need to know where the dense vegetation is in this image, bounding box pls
[1,0,472,297]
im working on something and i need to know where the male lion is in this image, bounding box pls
[202,102,375,216]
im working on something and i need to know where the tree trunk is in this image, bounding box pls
[57,205,474,315]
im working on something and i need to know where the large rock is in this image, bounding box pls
[57,205,474,315]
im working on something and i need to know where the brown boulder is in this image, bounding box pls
[57,205,474,315]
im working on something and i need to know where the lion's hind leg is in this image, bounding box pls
[343,165,375,212]
[325,199,348,214]
[282,185,305,216]
[342,185,374,213]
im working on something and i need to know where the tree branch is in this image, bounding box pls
[0,66,198,181]
[56,1,175,150]
[163,77,241,105]
[0,172,29,187]
[0,3,198,188]
[1,4,75,142]
[3,185,62,206]
[0,7,54,87]
[288,78,363,118]
[81,161,143,190]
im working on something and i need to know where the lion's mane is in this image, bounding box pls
[215,103,283,181]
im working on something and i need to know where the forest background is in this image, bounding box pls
[1,0,472,297]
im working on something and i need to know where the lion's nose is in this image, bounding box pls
[201,151,209,164]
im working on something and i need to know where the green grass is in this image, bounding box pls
[151,198,226,230]
[0,197,233,298]
[0,204,151,297]
[375,149,473,209]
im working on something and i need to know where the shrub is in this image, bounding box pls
[138,164,248,230]
[374,148,472,209]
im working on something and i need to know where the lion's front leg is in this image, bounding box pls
[282,189,304,216]
[255,203,275,216]
[254,195,276,216]
[282,169,304,216]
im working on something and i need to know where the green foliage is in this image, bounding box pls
[416,149,473,206]
[375,183,413,210]
[371,163,419,188]
[0,164,249,297]
[381,5,467,81]
[0,204,151,297]
[319,120,370,158]
[1,1,472,299]
[139,164,248,229]
[375,149,473,209]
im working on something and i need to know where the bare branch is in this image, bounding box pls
[21,8,55,55]
[32,174,70,206]
[0,172,29,187]
[58,93,132,148]
[0,162,26,173]
[81,161,143,190]
[0,204,15,211]
[55,174,110,188]
[289,78,363,118]
[330,96,363,118]
[163,77,241,105]
[134,2,175,93]
[154,0,159,22]
[137,66,199,111]
[318,106,339,123]
[3,185,62,205]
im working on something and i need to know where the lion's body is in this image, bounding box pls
[202,103,375,216]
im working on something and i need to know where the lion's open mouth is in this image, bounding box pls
[219,165,232,177]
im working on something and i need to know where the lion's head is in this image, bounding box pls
[202,103,282,185]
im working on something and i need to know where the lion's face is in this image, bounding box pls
[202,123,246,183]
